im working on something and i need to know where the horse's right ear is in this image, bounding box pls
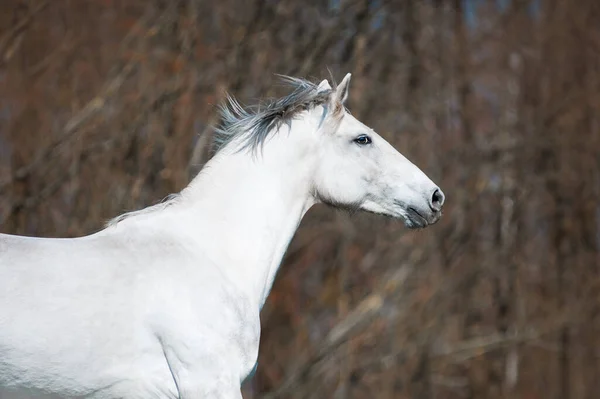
[334,73,351,105]
[331,73,351,116]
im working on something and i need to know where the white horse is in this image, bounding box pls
[0,74,444,398]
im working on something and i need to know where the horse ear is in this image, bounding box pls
[317,79,332,93]
[333,73,351,105]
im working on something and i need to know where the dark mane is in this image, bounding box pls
[213,76,332,153]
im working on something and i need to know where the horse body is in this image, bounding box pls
[0,74,445,398]
[0,219,261,397]
[0,232,174,398]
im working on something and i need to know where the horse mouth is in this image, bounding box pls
[406,207,426,228]
[406,207,440,229]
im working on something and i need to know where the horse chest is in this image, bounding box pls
[216,292,262,379]
[157,277,262,380]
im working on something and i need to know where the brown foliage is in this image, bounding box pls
[1,0,600,398]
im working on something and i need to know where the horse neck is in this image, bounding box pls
[180,127,317,308]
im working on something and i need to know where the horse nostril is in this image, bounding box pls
[430,188,445,212]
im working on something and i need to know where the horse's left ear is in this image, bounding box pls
[334,73,351,105]
[317,79,332,93]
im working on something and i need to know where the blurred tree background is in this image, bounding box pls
[1,0,599,398]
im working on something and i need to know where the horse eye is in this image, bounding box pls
[353,135,372,145]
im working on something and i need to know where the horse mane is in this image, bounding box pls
[213,76,333,153]
[107,76,335,227]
